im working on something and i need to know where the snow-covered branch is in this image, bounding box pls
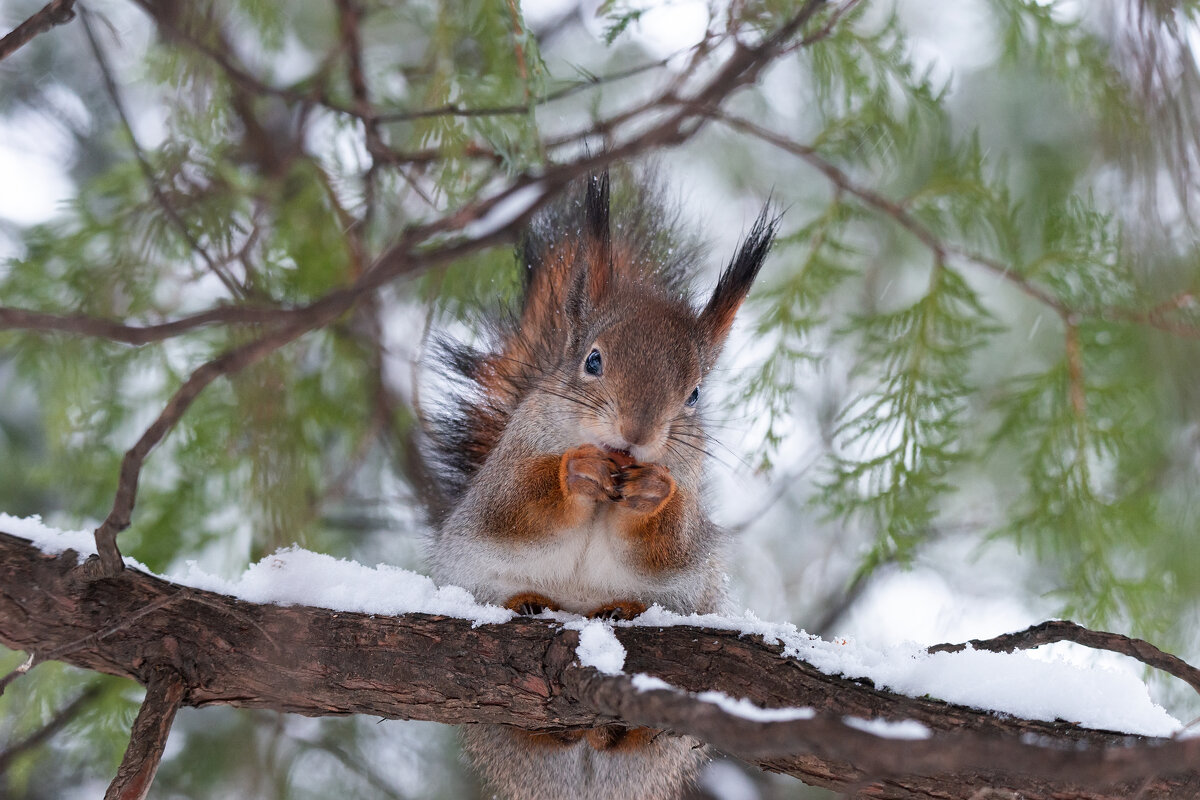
[2,528,1198,800]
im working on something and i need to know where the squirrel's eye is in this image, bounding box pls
[686,386,700,407]
[584,349,603,376]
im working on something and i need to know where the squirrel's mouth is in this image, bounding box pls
[602,445,635,468]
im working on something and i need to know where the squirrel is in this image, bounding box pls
[425,170,776,800]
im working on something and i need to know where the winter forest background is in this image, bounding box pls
[2,0,1200,797]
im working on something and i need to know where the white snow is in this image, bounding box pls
[0,514,513,625]
[631,674,672,692]
[632,673,815,722]
[627,606,1182,737]
[695,691,816,723]
[844,716,932,740]
[0,513,1183,737]
[567,618,627,675]
[2,514,99,556]
[177,547,513,624]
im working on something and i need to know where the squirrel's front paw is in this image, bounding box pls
[562,444,620,502]
[615,463,675,515]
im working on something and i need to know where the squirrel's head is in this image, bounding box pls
[528,172,777,464]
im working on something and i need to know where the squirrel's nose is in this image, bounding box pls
[620,420,653,448]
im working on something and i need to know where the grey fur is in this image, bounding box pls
[461,726,706,800]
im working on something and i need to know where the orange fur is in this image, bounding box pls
[585,725,661,752]
[484,454,589,543]
[618,488,689,573]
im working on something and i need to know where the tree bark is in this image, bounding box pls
[1,530,1198,799]
[104,667,184,800]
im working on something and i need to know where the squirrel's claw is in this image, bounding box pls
[586,600,647,621]
[504,592,560,616]
[614,463,675,515]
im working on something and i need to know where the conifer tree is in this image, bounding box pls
[2,1,1199,797]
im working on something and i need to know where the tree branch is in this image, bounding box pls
[709,111,1200,340]
[928,619,1200,697]
[0,305,296,345]
[3,530,1200,800]
[0,0,75,63]
[88,305,350,575]
[103,667,185,800]
[79,7,243,298]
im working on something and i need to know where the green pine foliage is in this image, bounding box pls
[825,261,997,575]
[3,0,1200,796]
[741,196,857,470]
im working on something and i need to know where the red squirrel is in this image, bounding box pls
[427,171,775,800]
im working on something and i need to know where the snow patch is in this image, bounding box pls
[631,673,815,722]
[2,513,100,557]
[626,606,1181,737]
[844,716,932,740]
[631,673,672,692]
[568,618,627,675]
[696,691,816,723]
[0,514,513,625]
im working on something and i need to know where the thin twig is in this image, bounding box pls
[0,0,75,63]
[0,653,35,697]
[79,8,242,297]
[504,0,530,94]
[792,0,862,50]
[335,0,380,187]
[0,305,293,345]
[928,620,1200,699]
[298,737,409,800]
[712,111,1200,340]
[1064,316,1088,418]
[89,306,349,574]
[373,56,679,122]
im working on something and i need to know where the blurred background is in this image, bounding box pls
[2,0,1200,797]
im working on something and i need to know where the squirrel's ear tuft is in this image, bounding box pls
[585,171,611,246]
[700,204,778,348]
[583,171,613,304]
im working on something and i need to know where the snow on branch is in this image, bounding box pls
[2,527,1200,800]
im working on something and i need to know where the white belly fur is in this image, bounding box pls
[448,512,685,614]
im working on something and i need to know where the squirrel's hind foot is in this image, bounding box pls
[585,725,663,752]
[586,600,647,621]
[504,593,561,616]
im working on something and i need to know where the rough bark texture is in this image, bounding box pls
[2,530,1199,799]
[103,667,184,800]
